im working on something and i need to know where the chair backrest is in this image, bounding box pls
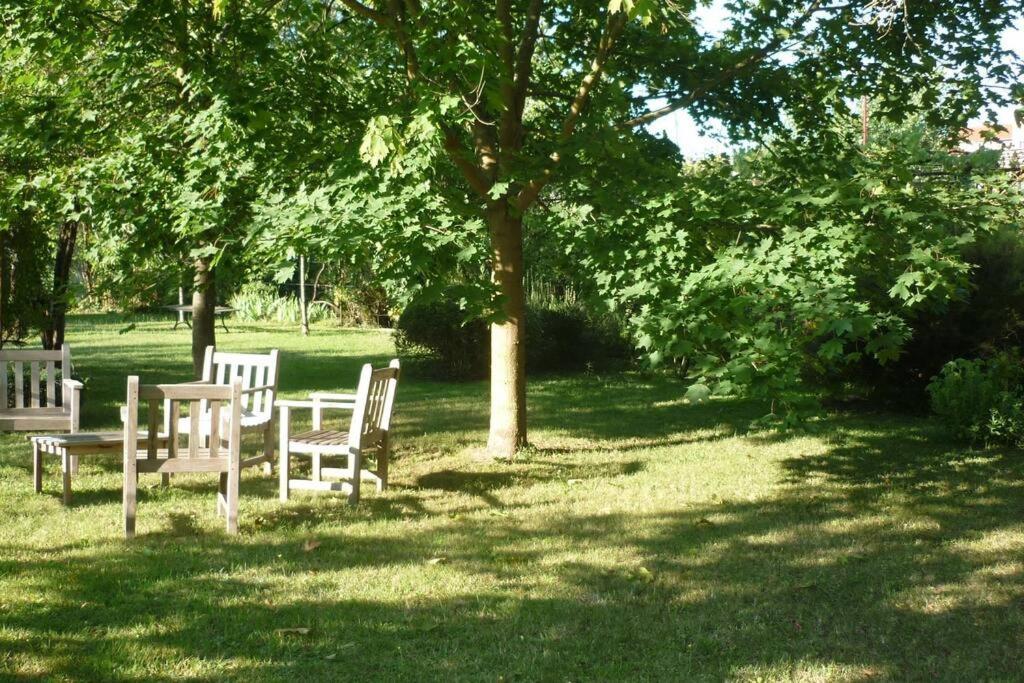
[348,359,400,450]
[201,346,279,417]
[125,376,243,462]
[0,344,72,410]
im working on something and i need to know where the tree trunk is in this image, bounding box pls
[192,256,217,378]
[299,254,309,336]
[486,204,528,457]
[42,220,78,350]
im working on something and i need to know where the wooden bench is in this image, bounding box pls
[278,359,400,504]
[0,344,82,433]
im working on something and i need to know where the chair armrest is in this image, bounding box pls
[276,399,316,409]
[276,399,354,410]
[310,391,357,401]
[62,379,84,390]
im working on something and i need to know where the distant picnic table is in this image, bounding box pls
[164,305,235,333]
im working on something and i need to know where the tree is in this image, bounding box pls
[327,0,1019,456]
[4,0,342,373]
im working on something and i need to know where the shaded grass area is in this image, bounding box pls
[1,314,1022,680]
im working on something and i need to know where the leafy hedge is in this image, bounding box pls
[394,298,632,380]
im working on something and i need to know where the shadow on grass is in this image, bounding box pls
[3,441,1024,680]
[5,316,1023,678]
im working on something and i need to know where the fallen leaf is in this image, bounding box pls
[427,557,447,565]
[696,518,714,528]
[567,478,584,485]
[636,566,654,583]
[303,539,321,552]
[275,627,311,636]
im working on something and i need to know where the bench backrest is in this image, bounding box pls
[0,344,72,410]
[201,346,279,418]
[349,359,400,451]
[125,376,242,462]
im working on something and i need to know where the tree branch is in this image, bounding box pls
[620,0,823,128]
[442,125,493,197]
[335,0,388,25]
[515,9,627,210]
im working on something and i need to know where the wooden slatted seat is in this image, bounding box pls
[123,377,243,538]
[0,344,81,433]
[278,359,400,504]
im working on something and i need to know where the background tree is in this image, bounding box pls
[321,0,1019,456]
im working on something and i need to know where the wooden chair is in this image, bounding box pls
[0,344,81,433]
[278,359,400,504]
[123,377,243,539]
[182,346,279,473]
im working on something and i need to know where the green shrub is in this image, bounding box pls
[926,352,1024,446]
[526,303,633,373]
[394,297,633,380]
[394,299,488,380]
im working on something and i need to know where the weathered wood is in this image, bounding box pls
[0,344,80,432]
[123,377,244,537]
[14,363,23,408]
[32,440,41,493]
[29,362,39,408]
[192,346,280,470]
[45,361,54,408]
[277,359,400,503]
[139,383,233,401]
[124,376,139,538]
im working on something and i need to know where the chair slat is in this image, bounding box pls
[29,362,39,408]
[168,400,180,459]
[45,361,55,408]
[209,400,221,459]
[147,400,159,460]
[14,362,23,408]
[188,400,200,458]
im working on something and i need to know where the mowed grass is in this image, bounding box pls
[1,315,1023,681]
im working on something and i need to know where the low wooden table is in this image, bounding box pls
[31,432,168,505]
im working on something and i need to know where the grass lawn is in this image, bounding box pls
[1,315,1023,681]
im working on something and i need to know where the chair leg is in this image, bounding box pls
[312,453,321,482]
[61,451,72,505]
[32,442,42,494]
[377,444,389,493]
[217,473,227,517]
[161,473,170,487]
[348,448,362,506]
[279,425,289,502]
[124,470,137,539]
[70,455,79,476]
[262,426,274,476]
[225,469,239,534]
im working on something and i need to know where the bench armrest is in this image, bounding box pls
[63,379,83,431]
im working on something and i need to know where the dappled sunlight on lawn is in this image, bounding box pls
[1,317,1023,679]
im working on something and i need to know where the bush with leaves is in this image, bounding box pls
[927,352,1024,446]
[567,121,1024,409]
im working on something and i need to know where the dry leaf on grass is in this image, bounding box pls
[303,539,321,552]
[426,557,447,565]
[275,627,311,636]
